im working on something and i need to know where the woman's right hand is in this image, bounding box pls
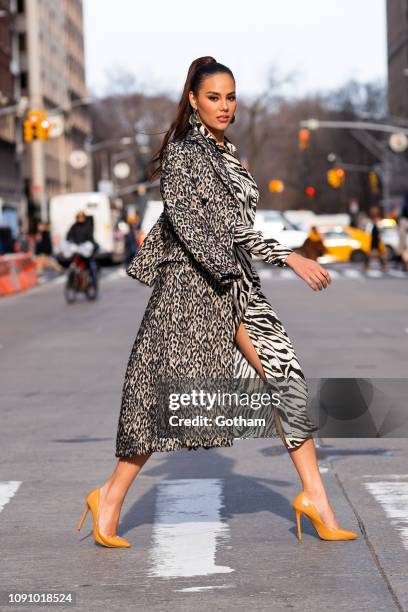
[285,252,332,291]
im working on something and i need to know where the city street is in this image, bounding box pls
[1,262,407,611]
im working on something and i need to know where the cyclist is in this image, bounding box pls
[66,211,98,284]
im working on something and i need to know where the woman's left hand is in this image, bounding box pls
[285,252,331,291]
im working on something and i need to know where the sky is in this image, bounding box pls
[83,0,387,101]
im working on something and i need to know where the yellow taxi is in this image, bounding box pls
[309,225,386,263]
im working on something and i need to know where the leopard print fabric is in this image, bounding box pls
[115,113,318,458]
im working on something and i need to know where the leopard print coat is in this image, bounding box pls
[115,125,299,457]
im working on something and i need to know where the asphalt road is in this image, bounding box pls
[0,262,407,612]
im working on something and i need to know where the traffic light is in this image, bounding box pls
[268,179,284,193]
[327,167,345,188]
[30,111,40,140]
[298,129,311,150]
[23,118,33,142]
[305,185,316,198]
[23,110,50,142]
[368,171,379,195]
[38,117,50,140]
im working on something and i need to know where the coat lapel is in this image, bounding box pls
[184,130,240,210]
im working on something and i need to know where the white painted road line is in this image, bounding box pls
[148,478,234,578]
[388,269,408,278]
[341,268,363,279]
[364,480,408,551]
[0,481,22,512]
[176,584,235,592]
[327,269,340,278]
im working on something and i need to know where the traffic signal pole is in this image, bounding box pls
[300,118,408,210]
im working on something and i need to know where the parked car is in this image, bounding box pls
[251,210,308,260]
[376,218,406,260]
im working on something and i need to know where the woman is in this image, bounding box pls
[77,57,358,547]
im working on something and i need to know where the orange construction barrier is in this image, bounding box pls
[0,253,38,297]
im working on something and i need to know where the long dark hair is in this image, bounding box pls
[146,56,235,181]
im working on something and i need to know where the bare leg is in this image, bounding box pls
[35,254,46,274]
[363,251,371,272]
[235,321,340,529]
[46,255,64,273]
[98,452,152,537]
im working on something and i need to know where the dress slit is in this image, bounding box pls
[233,286,317,449]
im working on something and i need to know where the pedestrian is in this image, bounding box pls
[77,57,358,547]
[124,216,138,266]
[300,226,326,260]
[364,206,388,272]
[397,194,408,271]
[34,222,63,274]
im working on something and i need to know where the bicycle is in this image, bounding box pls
[61,241,99,304]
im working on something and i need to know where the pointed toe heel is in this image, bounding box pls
[292,491,358,542]
[76,487,131,548]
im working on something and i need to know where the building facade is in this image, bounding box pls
[0,0,23,245]
[387,0,408,119]
[22,0,92,228]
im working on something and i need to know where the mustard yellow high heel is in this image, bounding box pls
[292,491,358,541]
[76,487,131,548]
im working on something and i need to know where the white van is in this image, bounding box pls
[49,192,126,263]
[137,200,164,246]
[252,210,308,257]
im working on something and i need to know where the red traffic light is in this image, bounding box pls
[298,129,311,150]
[305,186,316,198]
[299,129,310,142]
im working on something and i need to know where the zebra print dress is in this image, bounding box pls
[189,112,319,450]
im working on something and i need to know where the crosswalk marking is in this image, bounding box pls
[148,478,234,578]
[326,269,340,278]
[38,265,408,286]
[364,480,408,551]
[255,266,408,281]
[388,269,408,278]
[0,481,22,512]
[338,268,365,279]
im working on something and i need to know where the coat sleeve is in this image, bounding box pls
[234,218,294,267]
[160,142,242,285]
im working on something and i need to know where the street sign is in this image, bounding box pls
[389,132,408,153]
[305,118,320,130]
[47,114,64,138]
[69,149,88,169]
[113,161,130,179]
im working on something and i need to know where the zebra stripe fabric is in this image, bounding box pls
[189,111,319,449]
